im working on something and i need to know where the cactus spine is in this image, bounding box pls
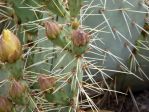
[0,0,148,111]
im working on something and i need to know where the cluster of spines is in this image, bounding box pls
[0,0,149,112]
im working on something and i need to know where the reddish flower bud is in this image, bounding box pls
[38,75,56,91]
[71,29,90,47]
[45,21,61,39]
[9,80,26,99]
[0,29,22,63]
[0,96,12,112]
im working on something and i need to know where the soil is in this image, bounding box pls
[99,90,149,112]
[81,89,149,112]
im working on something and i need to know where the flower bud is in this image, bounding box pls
[45,21,61,39]
[38,75,56,91]
[71,29,90,47]
[9,80,26,99]
[0,29,22,63]
[0,96,12,112]
[71,20,80,29]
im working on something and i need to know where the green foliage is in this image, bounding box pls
[0,0,149,112]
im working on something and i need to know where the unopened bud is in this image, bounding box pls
[71,29,90,47]
[38,75,56,91]
[9,80,26,99]
[45,21,61,39]
[0,96,12,112]
[0,29,22,63]
[71,20,80,29]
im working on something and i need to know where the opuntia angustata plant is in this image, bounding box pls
[0,0,149,111]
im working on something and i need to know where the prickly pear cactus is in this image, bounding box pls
[0,0,149,112]
[83,0,148,79]
[115,23,149,92]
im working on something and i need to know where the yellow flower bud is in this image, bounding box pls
[0,29,22,63]
[71,19,80,29]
